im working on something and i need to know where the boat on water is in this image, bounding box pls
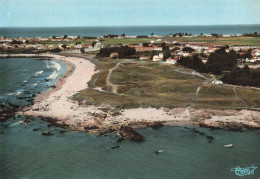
[224,144,233,148]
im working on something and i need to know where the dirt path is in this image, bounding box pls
[233,87,247,106]
[106,63,122,94]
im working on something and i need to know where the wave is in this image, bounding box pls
[35,71,43,75]
[7,90,23,96]
[47,71,59,80]
[32,83,38,87]
[50,61,61,71]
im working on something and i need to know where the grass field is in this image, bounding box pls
[163,36,260,46]
[29,36,260,46]
[73,58,260,109]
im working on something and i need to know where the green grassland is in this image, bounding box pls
[163,36,260,46]
[29,36,260,46]
[73,59,260,109]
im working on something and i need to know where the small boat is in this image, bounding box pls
[224,144,233,148]
[154,150,164,154]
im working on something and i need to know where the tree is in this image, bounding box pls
[80,48,85,53]
[92,41,97,48]
[64,35,68,39]
[61,44,67,49]
[142,42,149,47]
[205,48,238,75]
[151,33,154,37]
[97,46,136,58]
[52,36,56,39]
[171,47,180,52]
[163,50,171,61]
[182,47,195,53]
[161,42,169,50]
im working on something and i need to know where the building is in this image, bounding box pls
[212,80,223,84]
[139,56,150,60]
[165,58,177,64]
[153,53,164,62]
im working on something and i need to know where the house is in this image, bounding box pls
[212,80,223,84]
[94,42,104,49]
[139,56,150,61]
[155,39,162,43]
[202,59,207,64]
[165,58,177,64]
[222,35,231,37]
[254,51,260,56]
[153,53,164,62]
[177,51,190,57]
[245,58,256,63]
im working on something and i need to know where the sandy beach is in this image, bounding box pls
[1,53,260,133]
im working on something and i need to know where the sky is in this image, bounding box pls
[0,0,260,27]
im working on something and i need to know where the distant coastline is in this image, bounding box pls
[1,24,260,38]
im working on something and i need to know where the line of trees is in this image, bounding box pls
[177,47,238,75]
[222,65,260,87]
[97,46,136,58]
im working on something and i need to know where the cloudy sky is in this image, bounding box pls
[0,0,260,27]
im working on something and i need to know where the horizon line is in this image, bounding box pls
[1,24,260,28]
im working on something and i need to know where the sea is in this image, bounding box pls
[0,25,260,38]
[0,25,260,178]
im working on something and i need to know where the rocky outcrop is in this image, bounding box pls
[119,126,144,142]
[42,131,54,136]
[147,121,164,129]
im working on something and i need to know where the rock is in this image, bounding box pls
[206,135,214,143]
[147,121,164,129]
[191,128,205,135]
[93,113,107,119]
[163,108,170,112]
[116,137,125,143]
[119,126,144,142]
[42,131,54,136]
[84,120,99,130]
[33,128,40,131]
[199,123,220,130]
[24,118,31,124]
[226,123,244,131]
[111,145,120,150]
[59,130,66,134]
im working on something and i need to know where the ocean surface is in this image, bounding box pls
[1,58,260,179]
[0,25,260,38]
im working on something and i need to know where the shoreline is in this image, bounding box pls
[1,53,260,137]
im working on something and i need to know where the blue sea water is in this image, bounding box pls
[0,58,260,178]
[0,25,260,38]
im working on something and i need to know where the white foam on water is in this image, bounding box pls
[50,61,61,71]
[22,80,27,83]
[46,61,50,69]
[35,71,43,75]
[7,91,22,96]
[47,71,58,80]
[32,83,38,87]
